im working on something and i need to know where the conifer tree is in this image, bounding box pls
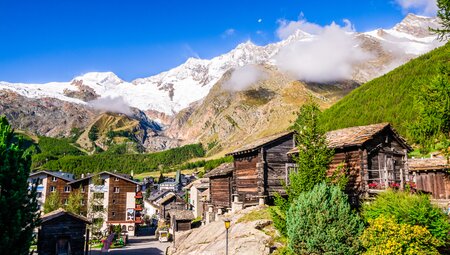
[65,189,83,216]
[431,0,450,41]
[0,116,40,254]
[43,190,62,214]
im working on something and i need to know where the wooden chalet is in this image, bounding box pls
[203,163,234,212]
[159,193,186,220]
[226,131,295,206]
[38,208,91,255]
[288,123,412,202]
[168,209,195,232]
[408,157,450,200]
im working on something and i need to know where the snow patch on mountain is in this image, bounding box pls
[0,14,443,115]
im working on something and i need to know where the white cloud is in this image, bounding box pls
[276,16,355,39]
[274,21,372,83]
[222,28,236,38]
[88,96,133,116]
[223,65,268,91]
[395,0,438,16]
[258,18,263,23]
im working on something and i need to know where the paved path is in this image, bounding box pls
[90,235,171,255]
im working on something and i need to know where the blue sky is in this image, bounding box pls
[0,0,436,83]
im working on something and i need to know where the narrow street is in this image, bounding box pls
[90,236,171,255]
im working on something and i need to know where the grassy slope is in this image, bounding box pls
[320,42,450,142]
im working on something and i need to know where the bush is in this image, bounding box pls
[286,183,364,255]
[361,190,450,245]
[360,216,441,255]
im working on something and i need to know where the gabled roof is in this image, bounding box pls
[203,163,234,178]
[68,171,139,185]
[41,208,91,224]
[408,157,449,171]
[227,131,294,156]
[159,193,179,205]
[29,171,75,182]
[168,209,195,221]
[149,190,171,201]
[183,178,209,190]
[288,123,412,154]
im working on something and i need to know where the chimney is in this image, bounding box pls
[81,174,85,178]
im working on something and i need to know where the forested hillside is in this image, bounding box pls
[320,42,450,146]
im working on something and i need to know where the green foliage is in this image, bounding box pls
[88,125,99,141]
[40,143,205,177]
[286,183,364,255]
[0,116,40,255]
[289,101,334,199]
[43,191,62,214]
[320,43,450,148]
[269,193,289,236]
[360,216,441,255]
[431,0,450,41]
[326,162,349,191]
[37,136,84,156]
[409,65,450,155]
[361,190,450,245]
[65,189,84,216]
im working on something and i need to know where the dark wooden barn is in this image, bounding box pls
[168,209,195,232]
[227,131,295,206]
[38,208,91,255]
[159,193,186,220]
[288,123,412,201]
[408,157,450,200]
[203,163,234,211]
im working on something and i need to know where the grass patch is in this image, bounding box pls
[237,207,271,223]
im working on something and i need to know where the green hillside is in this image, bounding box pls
[320,42,450,145]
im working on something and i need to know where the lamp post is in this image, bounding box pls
[224,219,231,255]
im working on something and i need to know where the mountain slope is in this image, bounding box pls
[0,14,442,116]
[320,42,450,142]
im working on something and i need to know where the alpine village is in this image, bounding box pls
[1,1,450,255]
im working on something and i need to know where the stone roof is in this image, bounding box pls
[184,178,209,190]
[203,163,234,178]
[227,131,294,156]
[68,171,139,185]
[30,171,75,182]
[408,157,449,171]
[288,123,411,154]
[149,190,171,201]
[168,209,195,221]
[159,193,178,205]
[41,208,91,224]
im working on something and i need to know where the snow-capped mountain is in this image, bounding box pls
[0,14,443,116]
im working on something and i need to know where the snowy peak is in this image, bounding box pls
[74,72,124,85]
[393,13,438,37]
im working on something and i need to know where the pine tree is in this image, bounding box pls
[288,101,334,199]
[0,116,40,254]
[65,189,83,215]
[43,190,62,214]
[431,0,450,41]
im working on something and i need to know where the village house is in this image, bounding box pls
[168,209,195,232]
[203,163,234,217]
[226,131,295,206]
[159,170,183,192]
[408,157,450,200]
[159,192,186,220]
[38,208,91,255]
[28,171,75,212]
[288,123,412,202]
[68,171,141,236]
[184,178,209,218]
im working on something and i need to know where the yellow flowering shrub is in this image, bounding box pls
[360,216,442,255]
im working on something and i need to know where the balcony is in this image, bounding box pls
[135,216,143,224]
[135,204,143,211]
[135,191,143,199]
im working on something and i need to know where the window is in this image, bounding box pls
[112,212,116,217]
[93,193,104,199]
[114,177,119,181]
[63,199,68,205]
[64,186,71,193]
[50,186,56,192]
[112,199,116,204]
[36,192,42,198]
[81,186,86,193]
[113,187,120,193]
[93,205,104,212]
[81,199,85,205]
[51,176,57,182]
